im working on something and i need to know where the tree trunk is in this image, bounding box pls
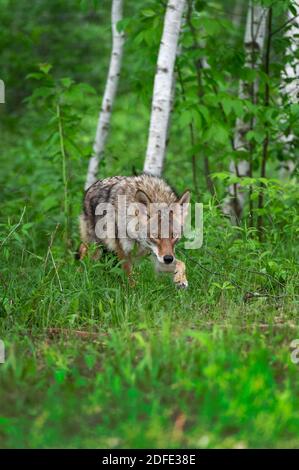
[85,0,125,190]
[257,7,272,240]
[279,3,299,179]
[223,2,268,223]
[143,0,186,177]
[0,79,4,104]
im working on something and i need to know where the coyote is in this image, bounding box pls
[78,174,190,288]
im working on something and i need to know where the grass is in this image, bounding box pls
[0,88,298,449]
[0,233,299,448]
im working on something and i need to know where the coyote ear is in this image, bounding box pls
[177,190,191,206]
[135,190,151,206]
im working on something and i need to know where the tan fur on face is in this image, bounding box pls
[156,238,175,258]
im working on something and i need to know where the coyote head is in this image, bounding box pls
[133,189,190,265]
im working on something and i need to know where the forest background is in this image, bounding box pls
[0,0,298,448]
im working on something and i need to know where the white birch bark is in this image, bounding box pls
[0,79,5,103]
[279,2,299,179]
[143,0,186,176]
[223,3,268,222]
[85,0,125,190]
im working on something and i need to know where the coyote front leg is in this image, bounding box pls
[173,259,188,289]
[155,258,188,289]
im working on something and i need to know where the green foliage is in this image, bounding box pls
[1,326,299,448]
[0,0,298,449]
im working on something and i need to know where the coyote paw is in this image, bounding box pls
[175,279,188,289]
[174,271,188,289]
[128,276,136,287]
[174,260,188,289]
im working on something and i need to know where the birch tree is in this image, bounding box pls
[279,2,299,179]
[85,0,125,190]
[0,79,4,104]
[143,0,186,176]
[223,2,268,223]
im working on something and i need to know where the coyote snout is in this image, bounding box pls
[149,237,176,265]
[78,174,190,288]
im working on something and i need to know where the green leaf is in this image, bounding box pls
[60,77,74,88]
[41,196,59,212]
[212,172,231,181]
[31,86,54,98]
[197,105,210,124]
[141,9,156,17]
[221,98,232,116]
[116,18,128,33]
[38,63,52,75]
[54,369,67,384]
[231,99,244,118]
[289,3,297,16]
[206,124,229,144]
[26,72,45,81]
[246,130,265,144]
[179,110,191,128]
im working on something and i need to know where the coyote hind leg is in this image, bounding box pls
[76,243,103,261]
[115,242,136,286]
